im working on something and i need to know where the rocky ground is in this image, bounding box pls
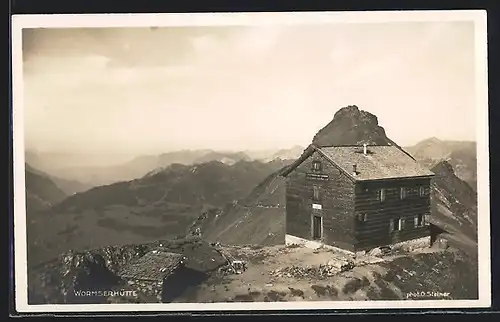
[173,243,476,303]
[27,236,477,304]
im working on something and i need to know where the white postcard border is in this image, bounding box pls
[11,10,490,313]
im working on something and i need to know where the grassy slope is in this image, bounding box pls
[199,170,287,245]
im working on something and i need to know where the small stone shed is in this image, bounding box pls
[117,250,185,302]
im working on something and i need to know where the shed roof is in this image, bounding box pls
[281,144,434,181]
[117,250,184,281]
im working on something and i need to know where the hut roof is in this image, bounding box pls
[118,250,184,282]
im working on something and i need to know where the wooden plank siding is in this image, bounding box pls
[285,151,356,251]
[353,178,432,250]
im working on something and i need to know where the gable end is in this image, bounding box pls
[280,145,356,183]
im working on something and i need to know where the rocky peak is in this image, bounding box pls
[312,105,396,147]
[332,105,378,123]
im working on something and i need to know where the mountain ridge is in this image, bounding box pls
[25,163,68,213]
[25,148,303,188]
[26,159,291,267]
[405,138,477,191]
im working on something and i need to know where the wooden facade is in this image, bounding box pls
[283,144,434,252]
[353,177,432,250]
[285,150,356,251]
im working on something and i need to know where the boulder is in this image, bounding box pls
[434,237,449,250]
[355,250,366,257]
[368,247,383,257]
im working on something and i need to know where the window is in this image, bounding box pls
[418,186,425,197]
[379,188,386,202]
[312,185,321,201]
[414,214,424,227]
[400,187,407,200]
[357,213,368,222]
[390,217,403,233]
[424,213,430,226]
[312,160,322,171]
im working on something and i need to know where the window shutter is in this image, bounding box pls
[380,188,386,202]
[389,219,394,232]
[414,216,419,227]
[400,218,405,230]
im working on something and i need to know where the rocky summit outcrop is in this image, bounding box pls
[312,105,397,147]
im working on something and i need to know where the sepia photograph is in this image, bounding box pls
[11,10,490,313]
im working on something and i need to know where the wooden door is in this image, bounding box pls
[312,215,322,240]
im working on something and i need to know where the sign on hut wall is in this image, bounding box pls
[306,173,329,181]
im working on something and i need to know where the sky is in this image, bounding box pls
[22,20,477,155]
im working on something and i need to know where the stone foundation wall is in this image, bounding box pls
[390,236,431,252]
[285,234,355,256]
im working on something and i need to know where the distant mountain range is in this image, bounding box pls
[25,163,68,213]
[26,159,292,267]
[25,162,92,196]
[404,137,477,191]
[25,146,305,189]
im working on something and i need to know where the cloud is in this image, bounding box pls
[22,22,477,153]
[233,26,282,56]
[187,26,283,71]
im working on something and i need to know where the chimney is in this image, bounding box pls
[352,164,357,176]
[363,143,367,155]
